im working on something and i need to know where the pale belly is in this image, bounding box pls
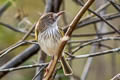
[38,31,61,56]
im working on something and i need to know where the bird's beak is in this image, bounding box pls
[55,11,64,19]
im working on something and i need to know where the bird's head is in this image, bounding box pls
[40,11,64,27]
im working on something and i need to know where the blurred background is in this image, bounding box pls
[0,0,120,80]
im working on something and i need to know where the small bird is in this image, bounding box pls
[35,11,73,76]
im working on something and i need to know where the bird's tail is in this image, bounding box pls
[60,56,73,76]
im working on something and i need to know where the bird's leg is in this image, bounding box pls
[46,56,54,72]
[44,56,54,77]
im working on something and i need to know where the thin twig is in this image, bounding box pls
[0,40,38,58]
[0,23,35,58]
[21,24,35,41]
[100,44,113,49]
[0,41,26,58]
[111,73,120,80]
[72,30,117,37]
[73,0,110,20]
[78,1,120,35]
[72,37,120,54]
[0,63,48,72]
[76,13,120,29]
[0,41,20,54]
[108,0,120,12]
[32,65,47,80]
[0,44,40,78]
[81,45,96,80]
[0,22,34,36]
[0,22,25,33]
[0,0,16,17]
[68,47,120,59]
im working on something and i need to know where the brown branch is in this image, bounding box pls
[34,0,63,80]
[1,13,120,37]
[43,0,95,79]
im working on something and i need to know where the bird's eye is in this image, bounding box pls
[49,15,52,19]
[48,15,55,21]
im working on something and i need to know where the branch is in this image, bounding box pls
[68,47,120,59]
[111,73,120,80]
[72,37,120,54]
[33,0,63,80]
[0,41,26,58]
[0,44,40,78]
[63,13,120,32]
[76,1,120,35]
[0,40,37,58]
[43,0,95,79]
[32,65,47,80]
[0,23,36,58]
[76,13,120,29]
[0,0,16,17]
[0,63,48,72]
[73,0,110,19]
[72,30,118,37]
[21,24,35,41]
[108,0,120,12]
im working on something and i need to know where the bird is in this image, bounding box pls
[35,11,73,76]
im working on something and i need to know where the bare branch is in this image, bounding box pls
[21,24,35,41]
[76,1,120,35]
[72,37,120,54]
[76,13,120,29]
[108,0,120,12]
[0,63,48,72]
[0,0,16,17]
[69,47,120,59]
[0,41,26,58]
[111,73,120,80]
[32,65,47,80]
[0,44,40,78]
[43,0,95,79]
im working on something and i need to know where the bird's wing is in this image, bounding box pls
[35,19,45,41]
[35,21,40,41]
[58,27,64,37]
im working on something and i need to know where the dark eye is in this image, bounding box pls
[49,15,53,19]
[48,15,55,22]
